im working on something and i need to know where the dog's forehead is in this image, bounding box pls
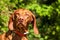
[15,9,32,16]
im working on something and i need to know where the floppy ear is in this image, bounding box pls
[8,14,14,30]
[32,14,39,34]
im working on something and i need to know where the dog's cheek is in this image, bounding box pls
[8,22,14,30]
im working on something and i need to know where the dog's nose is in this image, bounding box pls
[19,18,24,22]
[20,18,23,20]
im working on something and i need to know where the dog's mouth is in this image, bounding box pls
[16,21,28,33]
[16,26,29,35]
[17,21,27,27]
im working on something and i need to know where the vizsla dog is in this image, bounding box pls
[0,9,39,40]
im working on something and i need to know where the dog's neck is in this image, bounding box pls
[13,31,28,40]
[14,30,26,36]
[5,30,28,40]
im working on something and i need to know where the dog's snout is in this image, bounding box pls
[19,18,24,22]
[20,18,23,20]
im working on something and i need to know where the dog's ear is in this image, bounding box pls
[8,14,14,30]
[32,14,39,34]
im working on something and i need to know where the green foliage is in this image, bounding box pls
[0,0,60,40]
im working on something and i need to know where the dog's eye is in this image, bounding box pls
[16,14,20,18]
[15,12,19,14]
[25,13,30,18]
[25,13,29,16]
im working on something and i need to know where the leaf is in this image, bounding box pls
[52,31,55,35]
[40,38,44,40]
[45,36,48,39]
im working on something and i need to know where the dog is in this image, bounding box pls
[0,9,39,40]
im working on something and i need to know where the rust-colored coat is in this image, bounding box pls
[0,9,39,40]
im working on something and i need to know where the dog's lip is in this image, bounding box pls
[17,22,24,26]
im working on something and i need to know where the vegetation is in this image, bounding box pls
[0,0,60,40]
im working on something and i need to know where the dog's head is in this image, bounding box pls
[8,9,39,34]
[14,9,33,28]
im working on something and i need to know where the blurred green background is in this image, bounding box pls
[0,0,60,40]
